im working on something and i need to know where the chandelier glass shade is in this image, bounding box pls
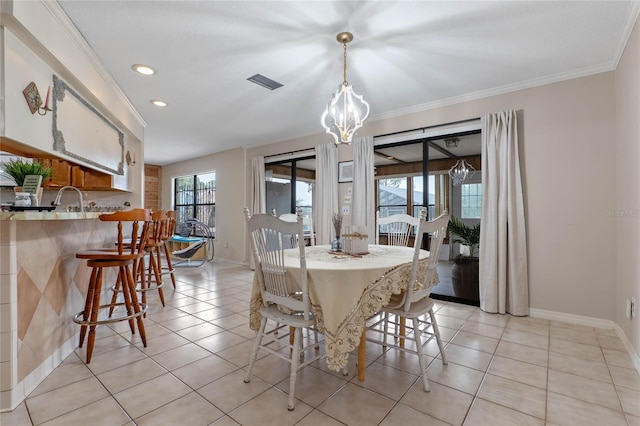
[321,32,370,144]
[448,159,475,186]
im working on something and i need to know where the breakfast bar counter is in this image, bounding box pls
[0,211,102,221]
[0,213,120,410]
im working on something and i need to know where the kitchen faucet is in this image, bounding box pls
[52,186,85,213]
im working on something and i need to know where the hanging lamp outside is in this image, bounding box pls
[321,32,370,144]
[448,159,475,186]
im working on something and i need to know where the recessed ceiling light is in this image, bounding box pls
[150,100,167,107]
[132,64,156,75]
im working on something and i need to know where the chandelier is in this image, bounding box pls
[321,32,370,144]
[448,159,475,186]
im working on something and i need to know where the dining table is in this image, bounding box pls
[249,244,432,380]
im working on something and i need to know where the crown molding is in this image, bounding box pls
[37,0,146,127]
[612,1,640,68]
[372,62,615,123]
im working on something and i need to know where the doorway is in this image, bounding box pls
[374,130,481,307]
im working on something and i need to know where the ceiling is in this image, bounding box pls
[56,1,639,166]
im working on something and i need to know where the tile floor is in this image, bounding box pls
[2,260,640,426]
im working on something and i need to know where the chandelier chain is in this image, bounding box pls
[343,42,348,85]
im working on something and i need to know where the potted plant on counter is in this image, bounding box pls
[448,216,480,301]
[1,158,52,204]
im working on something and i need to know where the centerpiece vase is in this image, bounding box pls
[331,236,342,252]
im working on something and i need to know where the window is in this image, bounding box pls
[378,175,442,217]
[265,156,315,223]
[461,183,482,219]
[378,177,409,219]
[174,171,216,237]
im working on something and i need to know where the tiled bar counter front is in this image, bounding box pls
[0,212,118,411]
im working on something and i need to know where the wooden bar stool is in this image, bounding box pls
[109,210,167,312]
[74,209,152,363]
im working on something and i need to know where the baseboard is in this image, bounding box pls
[530,308,617,329]
[530,308,640,375]
[615,323,640,374]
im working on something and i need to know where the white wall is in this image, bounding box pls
[615,16,640,357]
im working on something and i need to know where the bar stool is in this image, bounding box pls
[109,210,167,312]
[74,208,152,363]
[142,210,168,306]
[160,210,177,288]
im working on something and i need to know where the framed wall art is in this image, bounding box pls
[338,161,353,183]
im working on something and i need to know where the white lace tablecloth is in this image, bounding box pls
[249,244,431,371]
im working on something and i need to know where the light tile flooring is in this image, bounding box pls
[3,261,640,426]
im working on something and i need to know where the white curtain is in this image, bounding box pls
[315,143,338,244]
[352,136,375,242]
[251,156,266,215]
[249,156,266,269]
[479,110,529,315]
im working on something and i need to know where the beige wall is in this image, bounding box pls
[615,17,640,354]
[161,148,246,263]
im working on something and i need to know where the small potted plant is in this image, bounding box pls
[1,158,52,186]
[1,158,52,204]
[448,216,480,300]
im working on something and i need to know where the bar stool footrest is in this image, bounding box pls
[111,283,164,293]
[73,302,148,326]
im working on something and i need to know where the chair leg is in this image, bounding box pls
[152,247,165,306]
[288,327,302,411]
[136,257,147,317]
[119,266,136,334]
[162,242,177,288]
[429,309,448,365]
[79,267,98,348]
[245,317,266,383]
[382,312,390,348]
[108,273,122,317]
[126,264,147,347]
[412,317,430,392]
[85,267,104,364]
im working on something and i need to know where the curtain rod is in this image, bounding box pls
[264,147,315,159]
[374,117,481,139]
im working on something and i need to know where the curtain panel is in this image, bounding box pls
[479,110,529,315]
[251,156,266,216]
[352,136,375,242]
[248,155,266,269]
[315,143,339,245]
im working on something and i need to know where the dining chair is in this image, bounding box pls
[280,210,315,246]
[376,211,421,247]
[243,208,323,411]
[366,208,450,392]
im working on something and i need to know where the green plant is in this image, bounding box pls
[448,216,480,258]
[0,158,52,186]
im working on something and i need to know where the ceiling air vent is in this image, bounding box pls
[247,74,283,90]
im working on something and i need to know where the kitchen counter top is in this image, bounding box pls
[0,211,103,220]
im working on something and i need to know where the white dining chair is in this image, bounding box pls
[376,211,421,247]
[243,208,323,411]
[366,208,450,392]
[280,210,315,246]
